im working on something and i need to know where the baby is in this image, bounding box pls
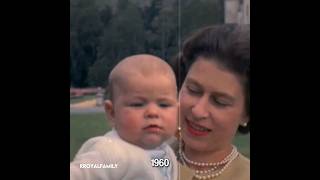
[70,54,178,180]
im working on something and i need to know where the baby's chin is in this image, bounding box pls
[140,134,169,149]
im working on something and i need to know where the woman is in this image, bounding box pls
[172,24,250,180]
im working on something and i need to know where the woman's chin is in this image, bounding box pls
[183,136,210,151]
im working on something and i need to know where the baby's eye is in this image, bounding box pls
[158,103,172,108]
[129,103,144,107]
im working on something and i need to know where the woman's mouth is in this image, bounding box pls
[185,118,211,136]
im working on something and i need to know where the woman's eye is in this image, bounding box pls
[212,98,231,107]
[186,85,201,95]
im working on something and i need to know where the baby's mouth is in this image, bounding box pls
[143,125,163,133]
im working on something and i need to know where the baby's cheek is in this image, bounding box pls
[165,111,178,134]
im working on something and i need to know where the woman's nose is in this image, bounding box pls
[191,97,209,120]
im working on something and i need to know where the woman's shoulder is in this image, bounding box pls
[220,153,250,180]
[234,153,250,170]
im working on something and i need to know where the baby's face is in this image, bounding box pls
[112,74,178,149]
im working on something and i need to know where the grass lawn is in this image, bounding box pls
[70,113,250,161]
[70,113,111,161]
[70,95,96,104]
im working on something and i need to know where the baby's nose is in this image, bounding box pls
[144,104,159,119]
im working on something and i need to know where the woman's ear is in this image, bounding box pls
[104,100,115,126]
[240,116,249,127]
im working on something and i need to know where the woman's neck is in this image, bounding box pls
[183,144,233,170]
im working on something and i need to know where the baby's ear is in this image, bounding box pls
[104,100,115,126]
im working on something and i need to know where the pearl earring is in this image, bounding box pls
[241,122,247,127]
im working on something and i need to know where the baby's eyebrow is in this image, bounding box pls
[128,96,146,100]
[157,97,177,103]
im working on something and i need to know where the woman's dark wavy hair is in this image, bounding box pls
[170,24,250,134]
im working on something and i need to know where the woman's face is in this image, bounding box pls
[179,57,248,152]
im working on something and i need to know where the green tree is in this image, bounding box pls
[147,0,179,61]
[70,0,103,87]
[180,0,224,40]
[71,0,225,87]
[88,1,145,87]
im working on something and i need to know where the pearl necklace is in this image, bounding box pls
[180,146,239,179]
[181,146,237,167]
